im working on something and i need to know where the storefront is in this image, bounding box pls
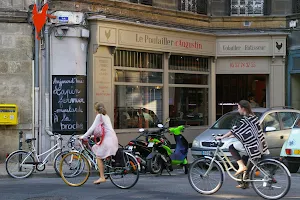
[87,18,287,143]
[215,36,287,118]
[287,49,300,110]
[87,19,216,142]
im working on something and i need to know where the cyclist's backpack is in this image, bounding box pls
[112,148,126,167]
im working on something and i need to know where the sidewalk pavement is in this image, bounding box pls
[0,150,195,179]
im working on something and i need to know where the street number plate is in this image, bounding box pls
[148,142,154,147]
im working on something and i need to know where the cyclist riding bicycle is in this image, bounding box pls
[216,100,270,188]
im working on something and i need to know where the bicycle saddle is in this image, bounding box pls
[25,138,36,143]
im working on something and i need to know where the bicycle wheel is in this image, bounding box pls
[5,150,35,179]
[188,158,224,195]
[250,159,291,200]
[53,150,69,177]
[109,152,139,189]
[59,152,90,187]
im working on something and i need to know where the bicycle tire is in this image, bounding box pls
[5,150,35,179]
[250,159,291,200]
[110,152,139,189]
[188,157,224,195]
[59,152,90,187]
[53,150,70,177]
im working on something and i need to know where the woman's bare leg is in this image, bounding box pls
[94,157,106,184]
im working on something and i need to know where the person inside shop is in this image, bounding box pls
[248,93,259,108]
[79,102,119,184]
[216,100,269,188]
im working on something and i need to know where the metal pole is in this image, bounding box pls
[19,131,23,150]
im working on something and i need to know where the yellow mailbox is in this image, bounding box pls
[0,104,18,125]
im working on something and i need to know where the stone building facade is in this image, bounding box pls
[0,0,34,161]
[0,0,299,161]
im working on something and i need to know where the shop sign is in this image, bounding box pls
[217,41,271,56]
[216,58,270,74]
[99,25,216,56]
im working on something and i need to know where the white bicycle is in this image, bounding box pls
[5,132,69,178]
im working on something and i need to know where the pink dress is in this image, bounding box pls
[81,114,118,158]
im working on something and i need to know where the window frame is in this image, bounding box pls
[178,0,208,15]
[278,112,298,130]
[230,0,265,16]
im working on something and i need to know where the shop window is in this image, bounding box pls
[114,50,163,129]
[169,55,209,72]
[169,88,208,127]
[293,57,300,70]
[115,86,162,129]
[169,55,209,127]
[178,0,208,15]
[293,0,300,13]
[231,0,264,16]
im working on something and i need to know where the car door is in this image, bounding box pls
[261,112,282,156]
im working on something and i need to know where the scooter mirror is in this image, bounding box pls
[139,128,145,132]
[157,124,164,128]
[166,118,170,123]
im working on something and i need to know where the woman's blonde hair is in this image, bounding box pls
[94,102,107,115]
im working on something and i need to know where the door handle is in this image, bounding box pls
[280,135,284,139]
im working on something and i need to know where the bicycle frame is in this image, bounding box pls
[204,144,273,183]
[74,137,141,173]
[21,135,62,167]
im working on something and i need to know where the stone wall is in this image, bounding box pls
[49,0,287,29]
[0,0,34,162]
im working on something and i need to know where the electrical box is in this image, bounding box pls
[0,104,18,125]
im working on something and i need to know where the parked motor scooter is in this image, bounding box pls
[146,122,189,175]
[125,120,171,174]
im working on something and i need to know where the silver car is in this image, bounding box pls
[191,107,300,160]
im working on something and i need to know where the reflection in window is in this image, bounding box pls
[114,86,162,129]
[279,112,298,129]
[169,55,209,72]
[115,70,162,83]
[169,73,208,85]
[169,88,208,126]
[231,0,264,16]
[262,113,280,131]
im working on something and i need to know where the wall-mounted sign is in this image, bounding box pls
[52,75,87,135]
[98,23,216,56]
[216,57,270,74]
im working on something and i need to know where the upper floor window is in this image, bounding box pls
[178,0,208,15]
[293,0,300,13]
[129,0,152,6]
[231,0,264,16]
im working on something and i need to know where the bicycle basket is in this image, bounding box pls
[112,148,126,167]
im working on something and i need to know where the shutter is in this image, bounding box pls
[196,0,208,15]
[263,0,271,15]
[129,0,139,3]
[225,0,231,16]
[140,0,153,6]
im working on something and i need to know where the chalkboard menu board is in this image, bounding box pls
[52,75,87,135]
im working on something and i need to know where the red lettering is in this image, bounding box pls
[229,61,256,68]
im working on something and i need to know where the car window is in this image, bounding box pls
[278,112,298,129]
[262,113,280,131]
[211,112,262,129]
[292,115,300,128]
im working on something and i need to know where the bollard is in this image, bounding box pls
[19,131,23,150]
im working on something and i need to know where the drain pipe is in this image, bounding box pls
[45,25,53,140]
[34,0,40,154]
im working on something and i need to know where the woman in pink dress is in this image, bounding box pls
[79,102,118,184]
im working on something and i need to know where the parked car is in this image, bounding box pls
[191,107,300,161]
[280,116,300,173]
